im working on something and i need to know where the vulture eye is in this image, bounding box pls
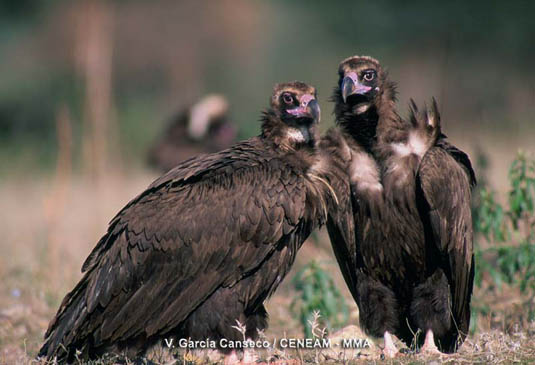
[363,71,375,82]
[282,93,294,104]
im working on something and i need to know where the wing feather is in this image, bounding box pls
[43,139,309,357]
[417,145,475,343]
[320,129,359,302]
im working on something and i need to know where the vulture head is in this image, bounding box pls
[335,56,396,116]
[333,56,397,148]
[340,56,382,103]
[262,81,320,150]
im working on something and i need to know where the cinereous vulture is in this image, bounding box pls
[39,82,332,363]
[325,56,476,356]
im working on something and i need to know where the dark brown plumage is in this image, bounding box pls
[324,56,476,355]
[148,94,237,172]
[39,82,329,363]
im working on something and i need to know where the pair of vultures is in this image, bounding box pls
[39,56,475,363]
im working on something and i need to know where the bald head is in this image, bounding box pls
[337,56,386,104]
[262,81,321,149]
[271,81,320,124]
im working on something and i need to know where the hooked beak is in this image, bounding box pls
[341,72,372,103]
[287,94,321,123]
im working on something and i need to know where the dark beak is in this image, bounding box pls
[307,99,320,123]
[287,94,321,123]
[341,72,372,103]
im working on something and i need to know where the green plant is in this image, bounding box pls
[507,153,535,234]
[473,151,535,320]
[474,188,509,243]
[290,260,349,338]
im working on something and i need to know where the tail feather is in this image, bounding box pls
[408,97,442,148]
[428,97,441,132]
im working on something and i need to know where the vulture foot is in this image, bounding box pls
[420,330,442,355]
[382,331,399,358]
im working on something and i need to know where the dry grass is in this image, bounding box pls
[1,170,534,364]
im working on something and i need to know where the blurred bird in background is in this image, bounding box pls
[148,94,237,172]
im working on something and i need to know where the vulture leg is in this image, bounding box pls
[356,272,399,338]
[420,330,441,355]
[410,269,452,349]
[383,331,399,358]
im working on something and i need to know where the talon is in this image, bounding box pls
[420,330,443,355]
[383,331,399,358]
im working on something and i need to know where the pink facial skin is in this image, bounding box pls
[346,72,372,94]
[287,94,315,116]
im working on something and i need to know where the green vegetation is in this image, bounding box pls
[291,260,349,338]
[473,152,535,322]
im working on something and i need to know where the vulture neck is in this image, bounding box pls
[375,99,407,147]
[373,80,407,147]
[336,103,379,153]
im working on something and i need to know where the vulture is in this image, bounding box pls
[39,82,330,363]
[148,94,237,172]
[324,56,476,356]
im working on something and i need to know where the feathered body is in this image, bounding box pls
[39,82,330,362]
[325,56,475,353]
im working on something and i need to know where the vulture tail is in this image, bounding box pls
[408,97,442,150]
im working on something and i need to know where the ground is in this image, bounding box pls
[1,170,534,364]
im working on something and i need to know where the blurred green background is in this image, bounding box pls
[1,0,533,182]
